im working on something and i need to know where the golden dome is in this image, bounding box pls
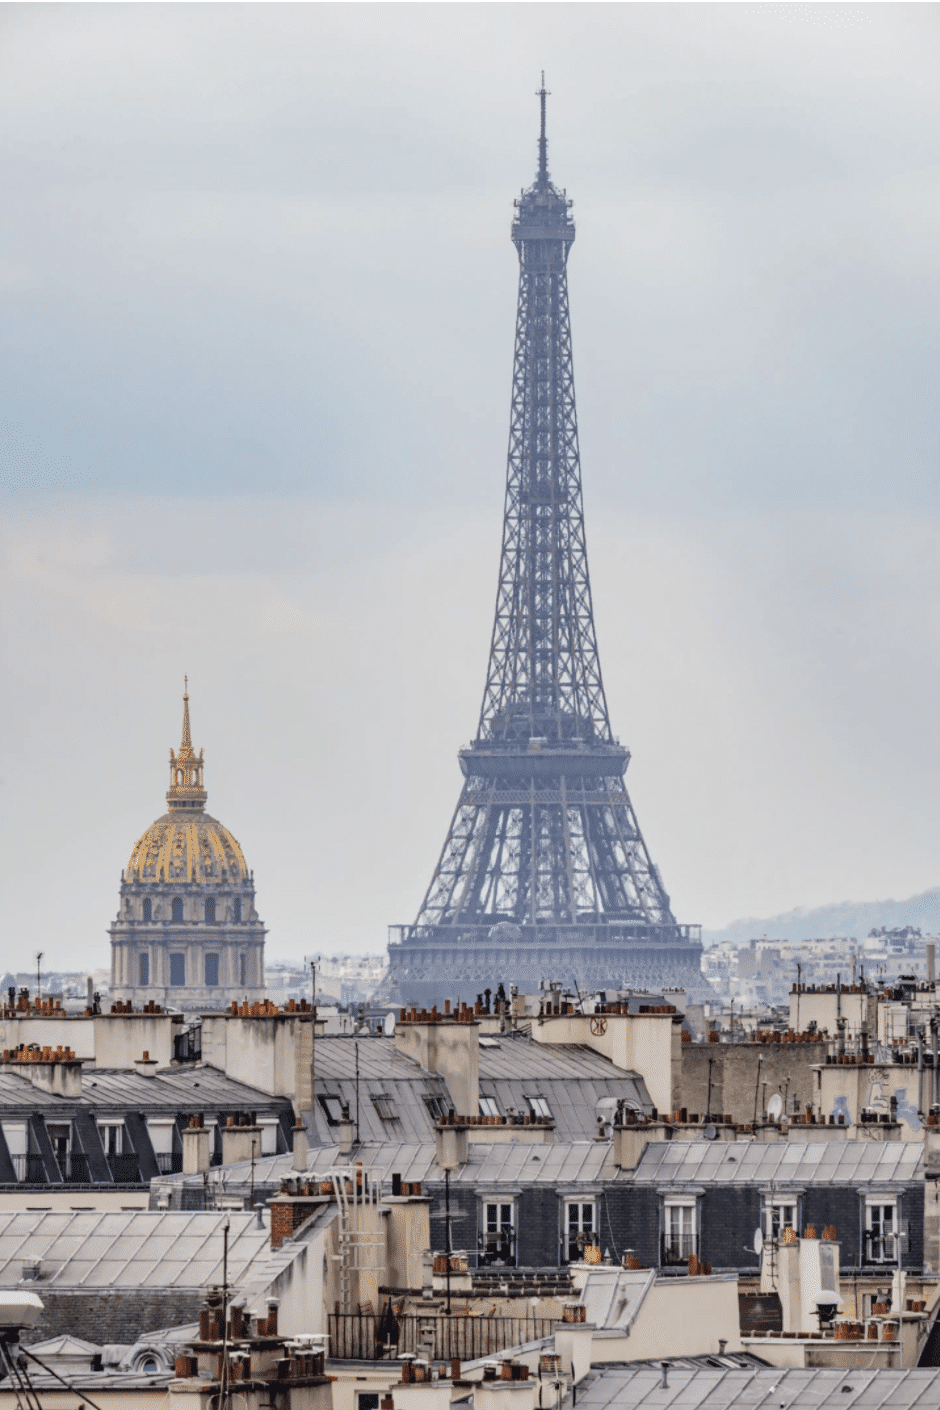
[126,683,250,886]
[127,811,249,886]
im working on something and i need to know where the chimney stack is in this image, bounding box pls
[182,1114,212,1174]
[292,1122,308,1172]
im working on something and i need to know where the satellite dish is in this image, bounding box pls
[753,1228,764,1257]
[767,1094,784,1121]
[384,1011,396,1036]
[703,1125,718,1141]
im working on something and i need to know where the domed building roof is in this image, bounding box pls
[125,682,250,887]
[127,813,248,886]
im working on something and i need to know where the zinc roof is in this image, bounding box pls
[309,1035,650,1144]
[178,1139,631,1192]
[0,1064,288,1113]
[633,1139,923,1186]
[576,1365,940,1410]
[0,1209,283,1289]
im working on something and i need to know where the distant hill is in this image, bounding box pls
[701,886,940,948]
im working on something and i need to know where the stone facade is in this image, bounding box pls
[110,686,266,1010]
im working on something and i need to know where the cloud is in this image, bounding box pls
[1,6,939,969]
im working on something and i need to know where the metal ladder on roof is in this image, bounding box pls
[331,1163,384,1314]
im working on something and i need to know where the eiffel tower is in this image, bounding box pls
[389,81,703,1006]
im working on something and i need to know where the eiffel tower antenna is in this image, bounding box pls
[389,87,702,1005]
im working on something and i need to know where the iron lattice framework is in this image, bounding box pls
[390,84,702,1005]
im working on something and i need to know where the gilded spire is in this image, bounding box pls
[180,675,193,757]
[167,679,207,810]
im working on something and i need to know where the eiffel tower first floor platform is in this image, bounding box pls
[387,920,707,1010]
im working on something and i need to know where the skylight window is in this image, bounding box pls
[479,1096,501,1119]
[526,1095,552,1120]
[372,1094,398,1122]
[319,1095,345,1125]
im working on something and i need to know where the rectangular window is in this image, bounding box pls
[866,1202,898,1264]
[170,953,185,987]
[663,1201,697,1265]
[526,1095,552,1119]
[98,1123,123,1156]
[372,1095,398,1122]
[319,1095,345,1125]
[205,953,219,987]
[2,1122,28,1182]
[764,1200,797,1241]
[424,1094,449,1121]
[481,1201,516,1267]
[138,952,150,986]
[240,953,247,987]
[479,1096,501,1119]
[565,1200,596,1264]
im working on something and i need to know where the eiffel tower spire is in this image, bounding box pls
[389,88,702,1005]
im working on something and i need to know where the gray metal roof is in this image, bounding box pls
[308,1035,651,1146]
[312,1034,647,1083]
[633,1139,923,1186]
[167,1139,633,1192]
[171,1136,924,1199]
[0,1209,285,1288]
[0,1064,289,1114]
[576,1365,940,1410]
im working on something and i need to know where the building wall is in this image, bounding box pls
[682,1042,830,1124]
[432,1180,924,1274]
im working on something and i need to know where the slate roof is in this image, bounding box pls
[576,1365,940,1410]
[633,1139,923,1186]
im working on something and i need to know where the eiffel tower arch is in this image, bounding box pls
[389,82,704,1007]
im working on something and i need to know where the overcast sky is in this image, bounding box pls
[2,3,940,971]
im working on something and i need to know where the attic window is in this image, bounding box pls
[526,1095,552,1120]
[319,1095,345,1126]
[424,1094,449,1121]
[372,1095,398,1122]
[479,1096,501,1119]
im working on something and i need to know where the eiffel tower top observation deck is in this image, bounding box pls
[389,82,702,1006]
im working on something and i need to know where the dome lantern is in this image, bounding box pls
[167,678,207,811]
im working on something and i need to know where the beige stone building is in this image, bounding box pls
[110,685,266,1009]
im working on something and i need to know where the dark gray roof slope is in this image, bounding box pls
[308,1036,651,1146]
[0,1065,289,1113]
[576,1365,940,1410]
[633,1139,923,1186]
